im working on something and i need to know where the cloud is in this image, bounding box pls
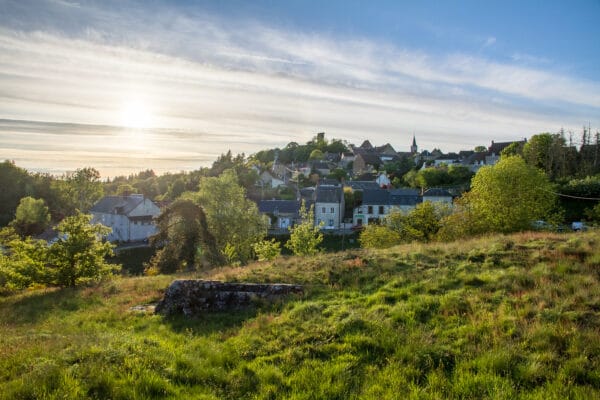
[0,0,598,177]
[483,36,496,47]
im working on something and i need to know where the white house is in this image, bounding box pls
[314,182,344,229]
[353,189,390,226]
[259,171,286,188]
[90,194,161,242]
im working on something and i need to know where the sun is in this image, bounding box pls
[119,98,153,129]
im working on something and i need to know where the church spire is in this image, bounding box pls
[410,134,418,154]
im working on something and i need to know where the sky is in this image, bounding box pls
[0,0,599,177]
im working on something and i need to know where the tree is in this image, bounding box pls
[309,149,324,160]
[11,197,51,237]
[148,199,224,273]
[359,225,401,249]
[0,161,34,226]
[194,170,268,264]
[464,156,556,233]
[47,213,120,287]
[252,239,281,261]
[59,167,103,213]
[386,202,449,242]
[286,202,323,256]
[0,236,50,290]
[522,133,570,180]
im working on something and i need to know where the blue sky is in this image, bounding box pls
[0,0,599,176]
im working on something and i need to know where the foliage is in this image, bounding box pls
[47,213,120,287]
[359,224,401,249]
[0,237,50,290]
[252,238,281,261]
[309,149,324,160]
[462,156,556,233]
[195,170,268,264]
[387,201,450,242]
[286,202,323,256]
[584,202,600,222]
[327,168,348,181]
[57,167,104,214]
[149,199,224,273]
[522,133,575,179]
[11,196,50,237]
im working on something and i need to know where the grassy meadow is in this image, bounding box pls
[1,231,599,399]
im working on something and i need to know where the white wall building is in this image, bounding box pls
[90,194,161,242]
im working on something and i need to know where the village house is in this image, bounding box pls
[258,200,301,232]
[90,194,161,242]
[314,181,345,229]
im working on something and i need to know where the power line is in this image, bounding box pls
[537,187,600,201]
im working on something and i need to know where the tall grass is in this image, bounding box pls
[1,231,599,398]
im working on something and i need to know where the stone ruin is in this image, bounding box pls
[155,279,304,317]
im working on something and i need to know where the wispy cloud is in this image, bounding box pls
[0,0,598,176]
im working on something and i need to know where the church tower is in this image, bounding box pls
[410,134,418,154]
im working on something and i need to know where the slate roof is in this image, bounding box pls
[362,189,390,205]
[90,195,146,215]
[389,188,421,206]
[488,140,526,155]
[258,200,300,215]
[345,181,380,191]
[355,151,382,166]
[315,186,343,203]
[360,140,373,149]
[423,188,452,197]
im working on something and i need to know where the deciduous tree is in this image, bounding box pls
[11,197,51,237]
[47,213,119,287]
[464,156,556,233]
[286,202,323,256]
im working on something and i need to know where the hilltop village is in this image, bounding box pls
[251,133,524,232]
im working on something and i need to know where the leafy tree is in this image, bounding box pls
[309,149,324,160]
[0,161,34,226]
[585,202,600,222]
[328,168,348,182]
[11,197,51,237]
[194,170,267,264]
[474,145,487,152]
[116,184,136,196]
[0,236,50,290]
[148,199,225,273]
[359,225,401,249]
[522,133,572,180]
[47,213,120,287]
[464,156,556,233]
[448,164,474,186]
[253,239,281,261]
[286,202,323,256]
[58,167,103,213]
[501,141,524,157]
[387,202,449,242]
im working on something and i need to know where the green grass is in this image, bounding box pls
[1,231,600,399]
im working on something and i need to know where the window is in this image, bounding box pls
[330,207,335,213]
[368,206,373,214]
[357,218,363,225]
[328,219,334,226]
[357,207,363,214]
[322,207,326,213]
[379,206,385,214]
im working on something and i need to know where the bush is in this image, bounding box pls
[253,239,281,261]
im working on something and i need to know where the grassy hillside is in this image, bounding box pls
[1,231,599,399]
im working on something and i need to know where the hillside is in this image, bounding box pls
[1,231,599,399]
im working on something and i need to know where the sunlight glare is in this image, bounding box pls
[119,98,153,129]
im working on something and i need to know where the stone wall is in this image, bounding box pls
[155,279,304,316]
